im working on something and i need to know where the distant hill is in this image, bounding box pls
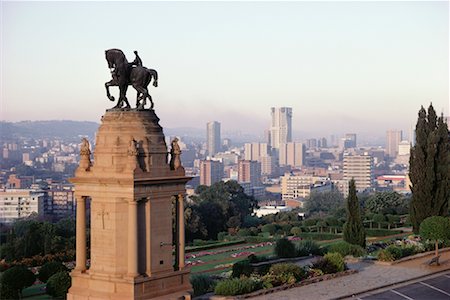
[0,120,99,141]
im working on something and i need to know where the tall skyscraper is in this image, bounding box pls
[345,133,357,148]
[200,160,223,186]
[279,142,305,167]
[206,121,221,157]
[270,107,292,149]
[343,153,374,192]
[386,130,403,158]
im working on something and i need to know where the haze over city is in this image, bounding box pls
[2,1,449,141]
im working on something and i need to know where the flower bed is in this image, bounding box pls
[212,252,348,297]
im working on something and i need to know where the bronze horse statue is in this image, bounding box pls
[105,49,158,110]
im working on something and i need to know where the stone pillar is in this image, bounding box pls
[178,194,185,270]
[128,201,139,278]
[75,196,87,272]
[145,198,151,276]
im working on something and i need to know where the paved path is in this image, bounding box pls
[252,251,450,300]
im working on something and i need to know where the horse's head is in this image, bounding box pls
[105,50,115,69]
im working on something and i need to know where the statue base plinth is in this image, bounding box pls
[67,268,191,300]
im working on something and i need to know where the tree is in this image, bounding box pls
[37,261,67,283]
[343,179,366,248]
[304,190,345,216]
[46,271,72,298]
[274,238,297,258]
[419,216,450,263]
[0,265,35,299]
[186,181,257,240]
[410,104,450,233]
[366,192,406,215]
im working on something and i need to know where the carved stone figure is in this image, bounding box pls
[127,138,139,156]
[79,138,91,171]
[170,138,182,170]
[104,49,158,110]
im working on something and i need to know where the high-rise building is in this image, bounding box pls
[238,160,261,187]
[306,139,317,149]
[244,143,270,161]
[270,107,292,149]
[345,133,357,148]
[386,130,403,158]
[279,142,305,167]
[200,160,223,186]
[206,121,221,156]
[343,153,374,192]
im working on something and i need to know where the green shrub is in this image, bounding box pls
[312,252,345,274]
[38,261,68,283]
[46,271,71,298]
[274,238,297,258]
[244,236,272,243]
[258,231,271,238]
[296,239,321,256]
[326,241,365,257]
[385,245,402,260]
[261,224,277,235]
[261,263,305,288]
[217,232,227,241]
[190,274,215,297]
[0,265,36,299]
[290,227,302,236]
[269,263,306,281]
[324,252,345,272]
[247,254,269,264]
[298,232,340,240]
[231,259,253,278]
[377,249,395,261]
[365,229,403,237]
[237,228,252,237]
[214,277,260,296]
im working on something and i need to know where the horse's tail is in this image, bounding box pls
[148,69,158,87]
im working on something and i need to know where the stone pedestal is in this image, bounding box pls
[67,110,191,300]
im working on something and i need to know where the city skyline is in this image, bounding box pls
[2,1,449,140]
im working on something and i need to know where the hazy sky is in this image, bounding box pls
[1,1,449,140]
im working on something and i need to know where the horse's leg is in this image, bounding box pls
[105,80,116,101]
[121,85,131,109]
[134,85,148,110]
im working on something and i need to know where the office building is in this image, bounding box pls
[206,121,221,156]
[279,142,305,167]
[0,189,46,223]
[244,143,270,161]
[270,107,292,149]
[386,130,403,158]
[238,160,261,187]
[200,160,223,186]
[281,174,331,201]
[343,153,374,192]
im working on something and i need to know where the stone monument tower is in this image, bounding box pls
[67,110,191,299]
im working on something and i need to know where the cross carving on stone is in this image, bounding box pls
[97,208,109,229]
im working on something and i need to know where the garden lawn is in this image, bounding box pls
[188,243,274,274]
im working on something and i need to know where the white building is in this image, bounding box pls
[0,189,46,223]
[254,205,292,218]
[281,174,331,200]
[270,107,292,150]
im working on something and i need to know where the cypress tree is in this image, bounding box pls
[343,179,366,248]
[410,104,450,233]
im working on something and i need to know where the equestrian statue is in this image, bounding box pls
[104,49,158,110]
